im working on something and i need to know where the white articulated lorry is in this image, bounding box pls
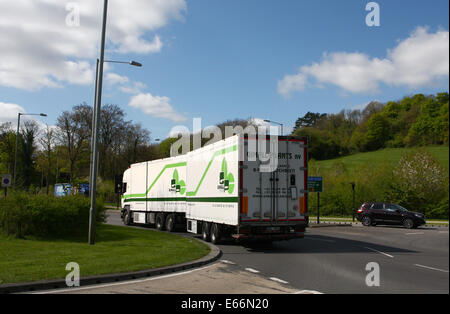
[120,134,308,243]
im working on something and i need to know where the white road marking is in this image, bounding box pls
[33,263,217,294]
[220,260,236,265]
[245,268,260,273]
[363,247,394,258]
[405,232,424,235]
[269,277,289,284]
[438,231,449,234]
[294,290,323,294]
[414,264,449,273]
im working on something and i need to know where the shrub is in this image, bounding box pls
[0,192,105,238]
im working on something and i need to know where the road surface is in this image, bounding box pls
[54,210,449,294]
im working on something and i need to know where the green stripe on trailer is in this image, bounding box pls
[122,144,237,201]
[122,161,187,200]
[187,197,239,203]
[124,197,187,202]
[186,145,238,197]
[123,197,238,203]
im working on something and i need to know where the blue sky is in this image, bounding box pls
[0,0,448,140]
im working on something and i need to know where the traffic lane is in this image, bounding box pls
[106,212,448,293]
[312,226,449,270]
[217,228,448,293]
[317,225,449,253]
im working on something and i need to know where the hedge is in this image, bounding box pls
[0,193,105,238]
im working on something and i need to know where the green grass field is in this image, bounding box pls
[311,146,449,172]
[0,224,210,285]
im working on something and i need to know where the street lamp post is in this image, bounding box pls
[13,113,47,189]
[88,0,142,245]
[88,58,142,197]
[88,0,108,245]
[263,119,284,136]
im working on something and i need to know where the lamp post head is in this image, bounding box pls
[130,61,142,67]
[40,113,47,117]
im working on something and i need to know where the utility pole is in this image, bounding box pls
[89,0,108,245]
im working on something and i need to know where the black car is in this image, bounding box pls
[356,202,426,229]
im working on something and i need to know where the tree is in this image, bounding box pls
[389,149,448,216]
[294,112,326,131]
[20,120,40,189]
[56,103,91,183]
[39,124,55,194]
[0,122,16,175]
[364,114,390,151]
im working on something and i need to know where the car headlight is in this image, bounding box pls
[414,213,422,218]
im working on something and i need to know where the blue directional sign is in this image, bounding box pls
[308,176,323,192]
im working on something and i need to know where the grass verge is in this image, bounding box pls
[309,216,449,225]
[0,224,210,285]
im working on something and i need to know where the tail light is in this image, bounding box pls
[357,208,364,213]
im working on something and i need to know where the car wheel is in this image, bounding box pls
[403,218,414,229]
[362,216,372,227]
[202,222,211,242]
[165,214,175,232]
[156,213,165,231]
[210,223,221,244]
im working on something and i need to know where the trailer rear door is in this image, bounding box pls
[241,137,307,224]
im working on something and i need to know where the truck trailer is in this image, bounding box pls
[120,134,308,243]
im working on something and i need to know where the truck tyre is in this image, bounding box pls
[165,214,175,232]
[210,223,221,244]
[202,222,211,242]
[362,216,372,227]
[123,210,132,226]
[156,213,166,231]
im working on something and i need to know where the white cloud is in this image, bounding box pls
[0,101,48,131]
[105,73,130,86]
[0,0,186,90]
[105,72,146,94]
[119,81,147,94]
[278,27,449,96]
[0,102,26,125]
[128,93,186,122]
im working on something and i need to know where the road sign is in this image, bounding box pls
[2,174,12,187]
[308,176,323,192]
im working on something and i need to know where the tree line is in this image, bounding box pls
[0,103,157,194]
[293,92,449,160]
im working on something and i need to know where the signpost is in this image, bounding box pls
[2,174,12,197]
[308,177,323,224]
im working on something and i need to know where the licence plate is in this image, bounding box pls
[266,227,281,233]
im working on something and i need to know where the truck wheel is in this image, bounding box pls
[123,210,132,226]
[156,213,165,231]
[165,214,175,232]
[210,223,221,244]
[202,222,211,242]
